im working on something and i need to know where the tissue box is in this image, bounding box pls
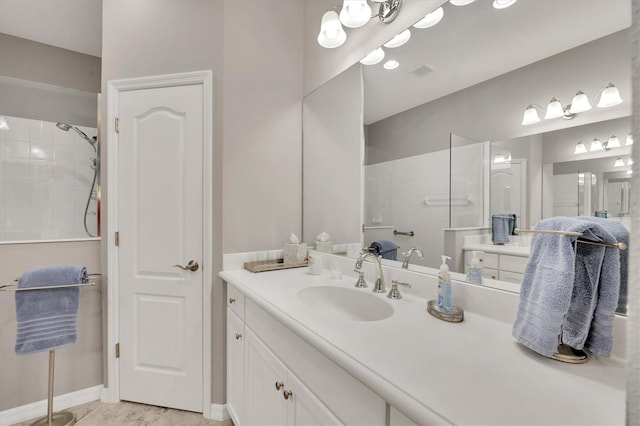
[315,241,333,253]
[284,243,307,264]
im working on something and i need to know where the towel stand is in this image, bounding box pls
[514,228,627,251]
[1,275,99,426]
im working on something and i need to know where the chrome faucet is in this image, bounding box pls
[401,247,424,269]
[355,252,386,293]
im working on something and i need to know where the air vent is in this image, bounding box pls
[410,63,436,76]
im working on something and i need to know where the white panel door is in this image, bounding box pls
[118,83,203,412]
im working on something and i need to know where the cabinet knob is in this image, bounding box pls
[229,298,236,304]
[283,390,293,400]
[275,381,284,391]
[235,333,242,340]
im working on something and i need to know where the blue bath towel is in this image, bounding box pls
[512,217,619,358]
[369,240,397,260]
[15,265,87,355]
[577,216,628,314]
[492,213,517,244]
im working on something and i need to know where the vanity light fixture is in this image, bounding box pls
[543,97,565,119]
[626,134,634,145]
[0,116,9,130]
[494,153,506,163]
[360,47,386,65]
[413,7,444,29]
[383,59,400,70]
[384,29,411,48]
[574,141,588,154]
[614,157,625,167]
[607,135,621,148]
[493,0,518,9]
[597,83,623,108]
[318,0,402,49]
[569,91,592,114]
[449,0,475,6]
[628,157,634,165]
[521,105,541,125]
[590,138,604,152]
[627,169,633,175]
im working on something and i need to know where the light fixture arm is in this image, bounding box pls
[375,0,402,23]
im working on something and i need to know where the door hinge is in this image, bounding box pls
[115,231,119,246]
[115,117,120,134]
[115,343,120,358]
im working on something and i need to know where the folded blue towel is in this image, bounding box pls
[369,240,397,261]
[15,265,87,355]
[512,217,619,358]
[491,213,516,244]
[577,216,628,314]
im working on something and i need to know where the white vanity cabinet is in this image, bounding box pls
[463,250,527,284]
[226,282,385,426]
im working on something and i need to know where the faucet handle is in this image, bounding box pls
[353,269,368,288]
[387,279,411,299]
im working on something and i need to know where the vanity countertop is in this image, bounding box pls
[462,242,531,257]
[220,266,625,425]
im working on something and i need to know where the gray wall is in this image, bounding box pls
[0,35,102,411]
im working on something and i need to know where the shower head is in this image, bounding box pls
[56,122,97,150]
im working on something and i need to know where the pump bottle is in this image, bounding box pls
[437,255,452,313]
[466,251,484,285]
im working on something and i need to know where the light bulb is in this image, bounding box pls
[597,83,623,108]
[339,0,372,28]
[317,10,347,48]
[493,0,518,9]
[521,105,540,125]
[383,29,411,48]
[413,7,444,29]
[544,98,564,119]
[574,141,587,154]
[590,138,603,152]
[360,47,385,65]
[607,135,621,148]
[569,91,592,114]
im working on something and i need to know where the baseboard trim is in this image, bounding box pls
[0,385,103,426]
[208,403,229,421]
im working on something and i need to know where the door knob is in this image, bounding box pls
[173,260,199,272]
[283,390,293,400]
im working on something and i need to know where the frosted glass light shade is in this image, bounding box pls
[493,0,518,9]
[449,0,475,5]
[574,141,587,154]
[629,158,634,165]
[569,91,592,114]
[614,157,625,167]
[607,135,621,148]
[590,138,603,152]
[339,0,372,28]
[521,105,540,125]
[360,47,385,65]
[383,60,400,70]
[627,169,633,175]
[0,116,9,130]
[597,83,623,108]
[384,29,411,48]
[626,134,634,145]
[413,7,444,29]
[544,98,564,119]
[318,11,347,48]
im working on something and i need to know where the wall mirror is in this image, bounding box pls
[0,73,100,242]
[302,0,631,313]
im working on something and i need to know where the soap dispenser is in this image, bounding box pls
[466,251,484,285]
[427,255,464,322]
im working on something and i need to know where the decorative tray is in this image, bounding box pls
[244,259,308,273]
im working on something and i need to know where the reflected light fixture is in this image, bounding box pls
[626,134,634,145]
[574,141,587,154]
[521,105,541,125]
[544,98,564,119]
[629,158,634,165]
[493,0,518,9]
[360,47,385,65]
[383,59,400,70]
[0,116,9,130]
[569,90,592,114]
[607,135,621,148]
[413,7,444,29]
[384,29,411,48]
[627,169,633,175]
[449,0,475,5]
[339,0,372,28]
[494,154,506,163]
[597,83,623,108]
[590,138,604,152]
[614,157,625,167]
[317,10,347,48]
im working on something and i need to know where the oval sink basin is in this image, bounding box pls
[297,286,394,322]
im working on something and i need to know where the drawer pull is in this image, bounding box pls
[283,390,293,400]
[235,333,242,340]
[275,381,284,390]
[229,298,236,304]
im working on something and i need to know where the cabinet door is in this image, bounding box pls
[244,328,288,425]
[227,309,245,425]
[286,373,343,426]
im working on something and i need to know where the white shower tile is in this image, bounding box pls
[3,140,30,158]
[30,142,53,160]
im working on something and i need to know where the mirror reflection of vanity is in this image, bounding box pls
[302,0,631,313]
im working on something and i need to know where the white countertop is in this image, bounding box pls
[220,263,625,425]
[462,242,531,257]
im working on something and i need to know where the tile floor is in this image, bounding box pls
[14,400,234,426]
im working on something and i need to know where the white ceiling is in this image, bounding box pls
[0,0,102,57]
[363,0,631,124]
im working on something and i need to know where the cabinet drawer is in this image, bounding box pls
[499,270,524,284]
[227,283,245,320]
[482,268,499,280]
[477,252,499,269]
[500,255,528,273]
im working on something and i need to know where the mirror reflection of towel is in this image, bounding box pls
[492,213,517,244]
[369,240,397,260]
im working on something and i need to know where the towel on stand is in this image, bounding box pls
[15,265,87,355]
[369,240,398,261]
[512,217,619,358]
[492,213,517,244]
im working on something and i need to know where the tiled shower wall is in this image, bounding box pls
[0,115,98,241]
